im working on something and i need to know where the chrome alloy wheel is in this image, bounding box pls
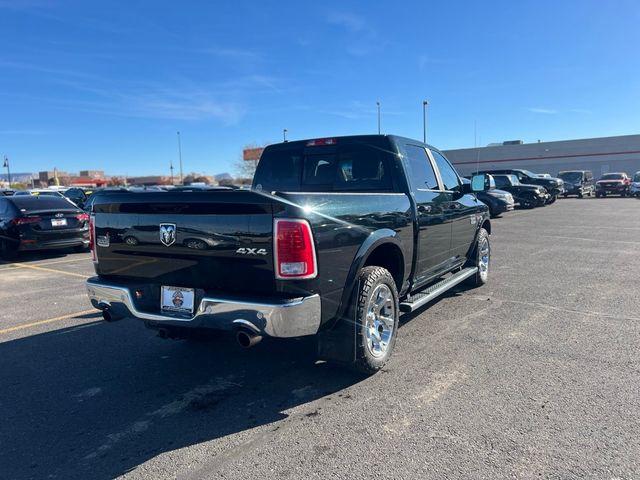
[365,284,396,358]
[478,235,490,282]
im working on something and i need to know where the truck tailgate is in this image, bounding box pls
[92,190,276,295]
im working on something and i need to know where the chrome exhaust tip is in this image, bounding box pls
[236,329,262,348]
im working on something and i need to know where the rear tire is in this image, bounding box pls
[352,266,399,375]
[465,228,490,288]
[547,195,557,204]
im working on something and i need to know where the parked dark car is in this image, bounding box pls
[595,172,631,197]
[86,134,493,374]
[557,170,594,198]
[0,195,90,259]
[491,174,549,208]
[63,187,89,208]
[474,168,564,203]
[462,177,514,217]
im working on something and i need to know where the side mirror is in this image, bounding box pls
[471,174,491,192]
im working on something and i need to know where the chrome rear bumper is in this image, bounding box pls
[86,277,321,338]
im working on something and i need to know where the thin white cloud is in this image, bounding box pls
[528,107,559,114]
[323,101,402,120]
[0,59,286,123]
[327,12,367,32]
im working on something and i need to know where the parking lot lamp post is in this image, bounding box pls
[283,128,288,142]
[177,131,183,185]
[2,156,10,188]
[170,160,174,185]
[422,100,429,143]
[376,101,381,134]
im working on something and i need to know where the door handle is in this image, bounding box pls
[417,205,432,213]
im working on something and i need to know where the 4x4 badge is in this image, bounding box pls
[159,223,176,247]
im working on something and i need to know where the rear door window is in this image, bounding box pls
[403,145,439,190]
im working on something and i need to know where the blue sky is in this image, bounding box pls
[1,0,639,177]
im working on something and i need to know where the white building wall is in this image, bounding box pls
[443,134,640,178]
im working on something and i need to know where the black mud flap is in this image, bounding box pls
[316,279,358,365]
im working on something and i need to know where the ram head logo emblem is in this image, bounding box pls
[159,223,176,247]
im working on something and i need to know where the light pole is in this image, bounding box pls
[2,156,10,188]
[170,160,174,185]
[422,100,429,144]
[376,101,381,134]
[283,128,288,142]
[176,131,183,185]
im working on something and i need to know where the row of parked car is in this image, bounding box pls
[1,165,639,259]
[465,168,640,218]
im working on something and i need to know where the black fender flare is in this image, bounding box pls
[334,228,404,323]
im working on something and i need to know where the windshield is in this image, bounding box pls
[600,174,624,180]
[558,172,583,183]
[634,173,640,182]
[520,170,537,178]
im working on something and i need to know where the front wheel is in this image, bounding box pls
[520,195,536,209]
[353,266,399,375]
[547,195,557,204]
[465,227,490,287]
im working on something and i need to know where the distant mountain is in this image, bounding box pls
[214,172,232,181]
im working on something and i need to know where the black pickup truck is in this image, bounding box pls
[474,168,564,204]
[86,135,492,374]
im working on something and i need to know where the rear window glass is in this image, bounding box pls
[253,140,396,192]
[9,196,76,211]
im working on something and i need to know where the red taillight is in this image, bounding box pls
[305,138,337,147]
[274,219,317,279]
[76,213,89,222]
[89,215,96,261]
[12,216,41,226]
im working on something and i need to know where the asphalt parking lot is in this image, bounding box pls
[1,197,639,480]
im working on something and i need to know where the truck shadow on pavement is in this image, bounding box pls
[0,319,364,480]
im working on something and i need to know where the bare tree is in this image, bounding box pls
[234,158,259,179]
[234,143,265,181]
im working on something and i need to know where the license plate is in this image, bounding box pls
[51,218,67,227]
[161,286,195,314]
